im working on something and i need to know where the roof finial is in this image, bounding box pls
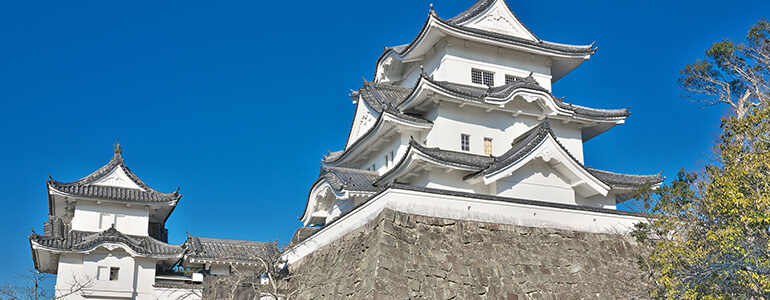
[430,3,433,10]
[113,141,123,155]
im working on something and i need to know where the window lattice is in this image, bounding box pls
[505,75,519,85]
[483,72,494,86]
[472,70,483,84]
[461,134,470,151]
[472,69,494,86]
[484,137,493,155]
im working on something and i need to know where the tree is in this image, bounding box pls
[633,19,770,299]
[0,268,93,300]
[678,19,769,118]
[180,243,310,300]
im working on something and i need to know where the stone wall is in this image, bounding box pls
[291,208,649,299]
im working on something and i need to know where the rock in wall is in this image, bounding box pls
[291,208,649,299]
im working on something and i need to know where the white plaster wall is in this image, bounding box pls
[133,257,157,299]
[71,201,149,236]
[84,250,135,297]
[398,43,445,89]
[576,192,619,209]
[356,131,419,175]
[55,253,86,300]
[438,38,552,90]
[425,104,538,155]
[549,120,584,163]
[346,99,378,149]
[55,248,145,299]
[425,170,487,194]
[495,159,575,204]
[423,104,585,162]
[329,199,354,221]
[395,37,552,90]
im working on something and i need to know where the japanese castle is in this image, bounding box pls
[29,145,277,299]
[29,0,662,299]
[286,0,661,264]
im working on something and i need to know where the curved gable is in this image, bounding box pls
[453,0,538,41]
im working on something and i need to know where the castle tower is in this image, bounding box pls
[29,145,195,299]
[287,0,661,298]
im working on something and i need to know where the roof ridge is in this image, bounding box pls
[408,139,494,161]
[46,144,179,195]
[587,167,665,183]
[30,227,184,257]
[47,146,181,203]
[324,165,380,175]
[445,0,542,42]
[464,121,605,181]
[190,235,276,245]
[415,73,628,119]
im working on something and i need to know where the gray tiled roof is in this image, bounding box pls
[299,166,380,221]
[29,226,184,256]
[185,235,279,265]
[438,19,595,55]
[324,150,345,162]
[153,280,202,289]
[47,152,180,204]
[373,139,494,186]
[418,73,630,119]
[463,121,663,187]
[471,121,552,178]
[320,166,379,193]
[465,121,598,181]
[359,81,427,124]
[588,168,664,189]
[48,185,178,203]
[409,140,495,168]
[324,82,432,165]
[445,0,501,25]
[381,0,594,65]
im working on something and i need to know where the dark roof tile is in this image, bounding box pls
[185,235,279,265]
[420,74,629,119]
[29,226,184,256]
[588,168,664,189]
[320,166,379,193]
[47,151,180,204]
[409,140,495,168]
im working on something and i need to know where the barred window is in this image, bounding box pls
[484,137,493,155]
[472,69,494,86]
[461,134,470,151]
[109,267,119,281]
[505,75,519,85]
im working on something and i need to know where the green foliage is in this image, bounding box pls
[634,107,770,299]
[634,19,770,299]
[678,18,769,118]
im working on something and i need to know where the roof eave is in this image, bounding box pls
[47,184,180,208]
[324,112,432,166]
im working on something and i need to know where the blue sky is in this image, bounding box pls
[1,0,767,285]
